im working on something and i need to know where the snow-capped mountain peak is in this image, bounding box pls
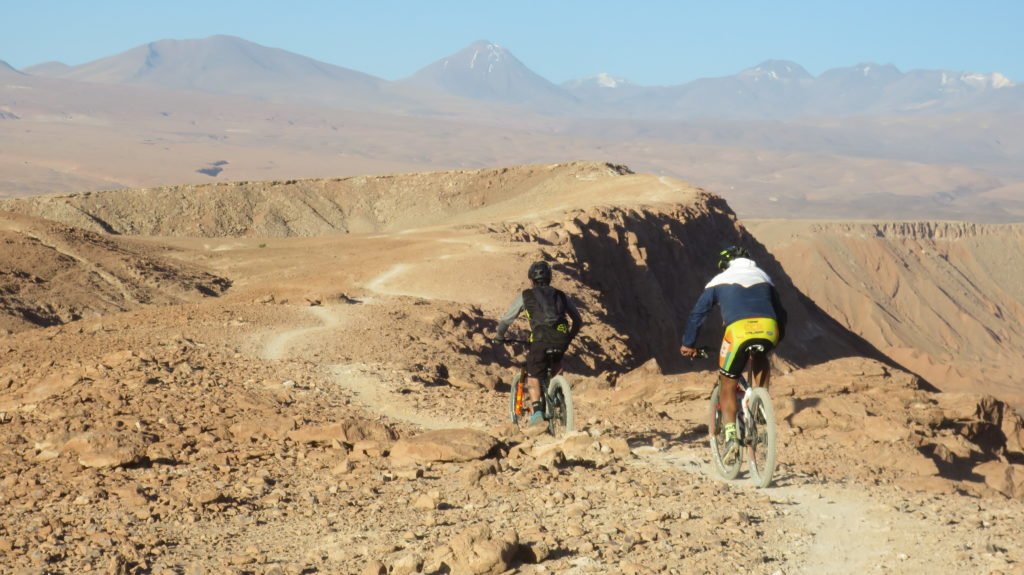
[595,72,624,88]
[467,42,507,72]
[961,72,1015,89]
[740,60,812,82]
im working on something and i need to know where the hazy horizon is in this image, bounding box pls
[2,0,1022,85]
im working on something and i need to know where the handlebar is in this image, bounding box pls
[692,346,712,360]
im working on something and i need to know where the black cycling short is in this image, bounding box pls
[526,343,565,379]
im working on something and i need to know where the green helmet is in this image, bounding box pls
[717,245,749,270]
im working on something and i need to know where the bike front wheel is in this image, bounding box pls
[708,383,741,480]
[546,375,574,437]
[746,387,777,488]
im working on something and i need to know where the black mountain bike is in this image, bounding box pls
[699,345,778,488]
[501,339,574,437]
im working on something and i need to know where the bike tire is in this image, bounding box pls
[746,387,777,488]
[708,383,741,480]
[547,375,574,436]
[509,372,525,425]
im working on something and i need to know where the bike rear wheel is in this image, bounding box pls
[708,382,742,479]
[546,375,574,437]
[746,387,777,488]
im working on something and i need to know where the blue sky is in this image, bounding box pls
[1,0,1021,85]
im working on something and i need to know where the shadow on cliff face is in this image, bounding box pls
[561,194,927,384]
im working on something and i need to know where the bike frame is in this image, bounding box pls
[504,339,572,433]
[702,344,777,487]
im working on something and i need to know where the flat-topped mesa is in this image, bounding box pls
[752,218,1024,405]
[0,161,637,238]
[811,221,1024,241]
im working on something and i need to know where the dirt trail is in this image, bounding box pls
[645,437,958,574]
[260,264,963,575]
[260,306,342,360]
[364,263,418,298]
[328,363,458,430]
[781,485,910,574]
[260,302,946,573]
[261,304,464,430]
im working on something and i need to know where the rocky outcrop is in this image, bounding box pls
[0,212,230,332]
[974,461,1024,499]
[506,193,892,372]
[0,162,630,237]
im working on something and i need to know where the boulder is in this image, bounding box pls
[229,416,293,441]
[63,431,148,468]
[1001,412,1024,454]
[862,415,908,443]
[458,460,500,487]
[974,461,1024,499]
[100,350,136,369]
[288,423,344,445]
[360,561,386,575]
[339,418,397,443]
[389,429,498,467]
[449,524,519,575]
[908,402,945,428]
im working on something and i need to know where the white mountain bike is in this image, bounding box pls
[700,345,778,488]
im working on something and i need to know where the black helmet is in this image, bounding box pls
[716,245,749,270]
[528,261,552,285]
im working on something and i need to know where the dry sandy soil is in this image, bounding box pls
[2,163,1024,574]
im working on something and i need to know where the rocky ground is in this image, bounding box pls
[2,163,1024,574]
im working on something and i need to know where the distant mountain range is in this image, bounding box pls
[0,59,24,76]
[562,60,1020,119]
[17,35,476,113]
[12,35,1024,119]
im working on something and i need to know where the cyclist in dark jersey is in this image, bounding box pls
[493,261,583,426]
[680,246,787,461]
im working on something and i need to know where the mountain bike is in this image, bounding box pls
[699,345,778,488]
[500,339,574,437]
